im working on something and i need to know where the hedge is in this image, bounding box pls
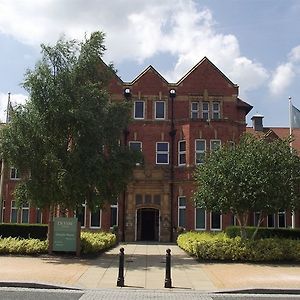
[0,237,48,254]
[0,231,116,255]
[0,223,48,240]
[80,231,117,254]
[177,231,300,262]
[225,226,300,240]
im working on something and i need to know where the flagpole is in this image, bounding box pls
[289,96,292,141]
[289,96,296,229]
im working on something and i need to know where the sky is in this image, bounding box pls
[0,0,300,127]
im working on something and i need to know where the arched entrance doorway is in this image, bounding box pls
[136,208,159,241]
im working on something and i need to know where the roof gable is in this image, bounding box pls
[176,57,238,95]
[126,65,169,94]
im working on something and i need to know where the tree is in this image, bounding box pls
[193,133,300,239]
[0,32,139,214]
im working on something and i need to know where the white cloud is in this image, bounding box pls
[0,92,27,123]
[289,45,300,63]
[0,0,269,96]
[269,63,295,95]
[269,44,300,96]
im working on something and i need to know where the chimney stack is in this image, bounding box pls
[251,114,264,131]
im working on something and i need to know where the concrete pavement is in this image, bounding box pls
[0,243,300,292]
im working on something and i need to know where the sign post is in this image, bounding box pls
[49,217,80,256]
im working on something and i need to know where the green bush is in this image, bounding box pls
[0,223,48,240]
[226,226,300,240]
[80,231,117,254]
[177,231,300,262]
[0,237,48,254]
[0,230,116,256]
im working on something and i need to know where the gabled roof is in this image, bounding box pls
[271,128,300,152]
[237,98,253,115]
[98,58,123,83]
[246,127,300,153]
[176,57,238,87]
[126,65,169,85]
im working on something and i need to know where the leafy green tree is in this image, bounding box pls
[0,32,139,215]
[193,133,300,239]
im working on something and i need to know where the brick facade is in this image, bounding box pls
[2,57,294,242]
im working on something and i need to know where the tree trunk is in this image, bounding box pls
[236,212,248,239]
[251,211,264,240]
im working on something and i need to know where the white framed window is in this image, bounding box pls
[155,101,165,119]
[36,208,43,224]
[110,201,118,228]
[278,210,286,228]
[178,196,186,228]
[90,208,101,228]
[211,211,222,230]
[202,102,209,121]
[156,142,169,164]
[191,102,199,119]
[10,200,18,223]
[212,101,221,120]
[210,139,221,151]
[129,141,142,152]
[267,214,275,228]
[134,101,145,119]
[195,208,206,230]
[76,202,86,228]
[195,139,206,164]
[178,140,186,166]
[21,202,29,224]
[10,167,20,180]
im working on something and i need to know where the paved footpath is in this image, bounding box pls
[0,243,300,292]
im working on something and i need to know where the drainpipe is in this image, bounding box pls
[122,88,131,241]
[169,89,176,242]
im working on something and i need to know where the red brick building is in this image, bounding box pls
[3,57,285,242]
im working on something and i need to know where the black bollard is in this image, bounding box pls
[164,248,172,288]
[117,247,125,287]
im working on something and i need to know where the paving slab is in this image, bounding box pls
[0,243,300,292]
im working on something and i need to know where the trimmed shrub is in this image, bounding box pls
[177,231,300,262]
[0,230,116,256]
[0,223,48,240]
[0,237,48,254]
[80,231,117,254]
[226,226,300,240]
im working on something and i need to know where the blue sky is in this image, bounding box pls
[0,0,300,127]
